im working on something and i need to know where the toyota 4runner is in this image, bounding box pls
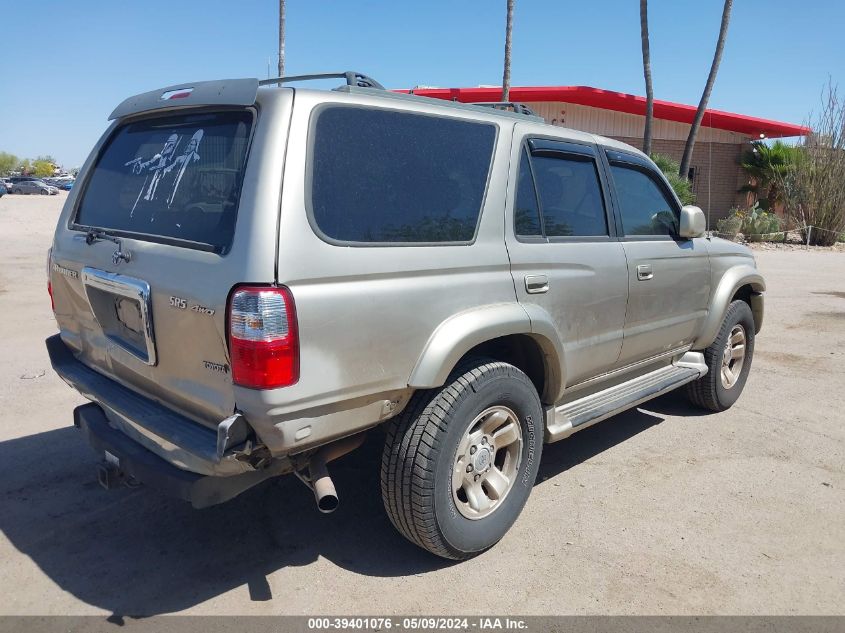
[47,72,764,560]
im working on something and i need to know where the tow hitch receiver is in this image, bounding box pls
[96,461,124,490]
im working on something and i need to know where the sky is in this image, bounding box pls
[2,0,843,168]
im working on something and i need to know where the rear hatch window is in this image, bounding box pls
[75,110,253,252]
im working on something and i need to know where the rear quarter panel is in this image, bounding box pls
[236,90,520,454]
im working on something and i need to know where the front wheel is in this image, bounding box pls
[381,359,544,560]
[685,300,756,412]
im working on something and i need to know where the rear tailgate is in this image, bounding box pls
[50,86,292,428]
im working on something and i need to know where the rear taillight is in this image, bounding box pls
[228,286,299,389]
[47,247,54,311]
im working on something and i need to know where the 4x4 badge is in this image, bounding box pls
[169,295,215,316]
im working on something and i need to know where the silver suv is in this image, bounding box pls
[47,72,764,560]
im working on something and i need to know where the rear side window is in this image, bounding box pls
[310,106,496,243]
[75,110,253,252]
[609,164,679,236]
[514,149,542,237]
[531,155,608,237]
[515,144,608,239]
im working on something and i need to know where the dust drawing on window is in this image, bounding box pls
[124,129,204,219]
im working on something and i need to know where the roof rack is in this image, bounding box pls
[468,102,538,116]
[258,71,385,90]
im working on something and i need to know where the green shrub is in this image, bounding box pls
[743,205,782,240]
[718,204,782,241]
[650,153,695,205]
[777,83,845,246]
[716,213,743,239]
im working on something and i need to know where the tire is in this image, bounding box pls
[40,189,48,195]
[381,359,544,560]
[685,300,755,412]
[13,189,21,195]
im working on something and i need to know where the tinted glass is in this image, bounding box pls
[609,164,679,236]
[532,155,608,237]
[514,148,542,237]
[76,110,252,251]
[311,107,496,243]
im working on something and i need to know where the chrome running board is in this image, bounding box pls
[545,352,707,443]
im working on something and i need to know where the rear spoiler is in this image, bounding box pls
[109,78,260,121]
[109,72,386,121]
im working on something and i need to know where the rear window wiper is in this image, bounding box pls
[82,228,132,264]
[84,227,120,246]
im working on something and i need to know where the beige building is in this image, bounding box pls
[405,85,808,223]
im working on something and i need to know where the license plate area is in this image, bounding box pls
[82,267,157,365]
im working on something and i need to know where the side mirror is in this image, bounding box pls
[679,205,706,238]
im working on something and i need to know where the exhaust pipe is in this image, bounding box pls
[306,433,366,513]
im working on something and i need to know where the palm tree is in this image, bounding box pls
[679,0,733,179]
[278,0,286,81]
[739,140,798,209]
[640,0,654,155]
[502,0,514,101]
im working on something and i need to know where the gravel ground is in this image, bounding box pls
[0,193,842,616]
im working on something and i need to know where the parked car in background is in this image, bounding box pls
[1,179,12,194]
[0,183,6,197]
[61,181,74,191]
[12,180,58,195]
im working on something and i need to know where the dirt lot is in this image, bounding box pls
[0,193,842,616]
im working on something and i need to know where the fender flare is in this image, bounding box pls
[694,265,765,350]
[408,303,565,403]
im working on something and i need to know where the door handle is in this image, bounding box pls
[637,264,654,281]
[525,274,549,294]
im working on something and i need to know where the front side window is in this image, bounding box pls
[310,106,496,243]
[76,110,253,251]
[609,164,679,236]
[514,145,608,239]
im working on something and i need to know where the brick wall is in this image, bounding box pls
[612,137,750,224]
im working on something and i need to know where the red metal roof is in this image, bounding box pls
[397,85,809,139]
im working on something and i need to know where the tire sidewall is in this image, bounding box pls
[433,369,543,556]
[713,302,755,408]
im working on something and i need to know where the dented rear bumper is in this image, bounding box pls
[72,403,284,508]
[46,334,280,481]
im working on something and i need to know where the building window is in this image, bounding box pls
[687,167,697,193]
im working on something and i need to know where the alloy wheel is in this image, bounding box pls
[721,324,746,389]
[452,406,523,520]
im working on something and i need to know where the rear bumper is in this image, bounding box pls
[73,403,282,508]
[46,333,287,484]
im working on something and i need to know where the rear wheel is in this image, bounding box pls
[685,300,755,412]
[381,359,543,560]
[13,188,22,195]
